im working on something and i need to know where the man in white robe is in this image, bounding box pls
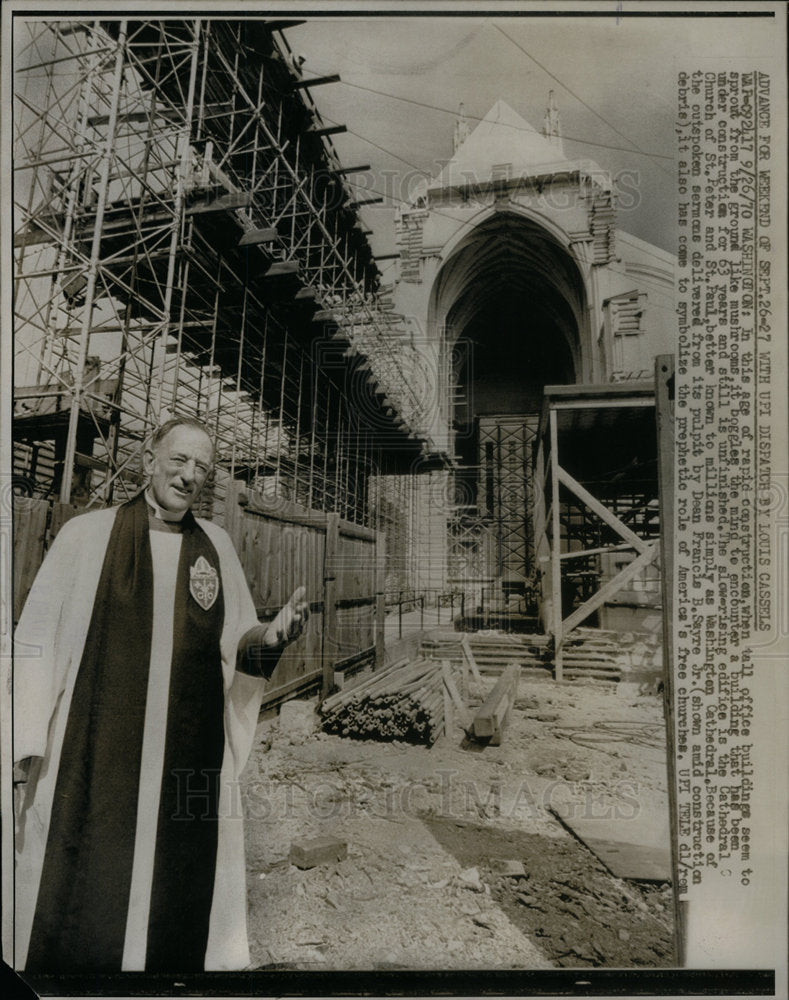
[14,416,308,973]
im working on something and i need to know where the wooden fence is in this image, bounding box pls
[13,483,386,709]
[222,481,385,706]
[12,497,81,623]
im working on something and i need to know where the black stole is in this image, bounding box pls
[26,492,226,972]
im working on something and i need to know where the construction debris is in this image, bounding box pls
[488,859,527,877]
[320,658,459,744]
[244,667,672,970]
[289,836,348,870]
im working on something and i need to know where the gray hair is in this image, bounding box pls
[149,416,215,459]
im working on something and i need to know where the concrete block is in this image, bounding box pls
[289,835,348,869]
[489,858,526,877]
[279,699,317,739]
[457,867,484,892]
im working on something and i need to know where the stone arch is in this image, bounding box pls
[426,206,593,594]
[428,206,592,408]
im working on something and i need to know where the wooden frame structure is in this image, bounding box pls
[533,382,659,679]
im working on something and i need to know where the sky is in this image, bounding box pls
[283,10,775,283]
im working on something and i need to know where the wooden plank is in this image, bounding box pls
[13,498,50,622]
[543,380,655,400]
[442,670,454,737]
[186,191,253,215]
[259,668,323,712]
[556,465,649,554]
[49,501,82,541]
[333,645,375,673]
[550,807,671,882]
[238,227,277,246]
[473,663,519,741]
[221,477,242,548]
[348,197,383,208]
[549,408,563,680]
[561,543,659,634]
[375,530,386,668]
[309,124,347,138]
[265,260,299,278]
[337,517,376,543]
[333,164,371,176]
[552,397,654,410]
[441,660,465,713]
[442,659,472,733]
[460,636,482,682]
[560,542,635,561]
[321,513,339,700]
[239,487,329,528]
[292,73,340,89]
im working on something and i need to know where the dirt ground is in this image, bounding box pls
[241,664,674,970]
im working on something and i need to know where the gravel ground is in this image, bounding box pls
[241,669,673,970]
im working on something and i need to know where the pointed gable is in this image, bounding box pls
[430,99,576,191]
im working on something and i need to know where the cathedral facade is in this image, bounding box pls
[391,98,675,615]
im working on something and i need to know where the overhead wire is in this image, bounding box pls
[493,24,674,177]
[301,73,673,163]
[319,106,675,266]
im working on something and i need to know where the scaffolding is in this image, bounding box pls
[478,414,538,590]
[13,18,429,524]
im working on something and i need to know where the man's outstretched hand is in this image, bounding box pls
[262,585,309,648]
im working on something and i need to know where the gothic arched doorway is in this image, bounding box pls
[429,209,590,613]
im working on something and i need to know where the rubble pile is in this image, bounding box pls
[243,659,673,970]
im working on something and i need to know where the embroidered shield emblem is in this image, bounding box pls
[189,555,220,610]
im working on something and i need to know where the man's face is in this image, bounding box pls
[143,425,214,515]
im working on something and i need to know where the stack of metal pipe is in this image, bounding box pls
[320,658,445,744]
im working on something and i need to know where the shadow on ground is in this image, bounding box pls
[421,815,674,967]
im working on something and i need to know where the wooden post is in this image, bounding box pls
[472,663,519,745]
[461,635,483,682]
[549,407,563,680]
[49,500,80,542]
[560,543,659,634]
[221,476,242,551]
[442,667,454,737]
[321,512,339,699]
[374,529,386,669]
[656,354,685,965]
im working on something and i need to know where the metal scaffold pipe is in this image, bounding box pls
[151,19,201,423]
[59,21,128,504]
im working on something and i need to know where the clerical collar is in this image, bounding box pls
[145,488,187,523]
